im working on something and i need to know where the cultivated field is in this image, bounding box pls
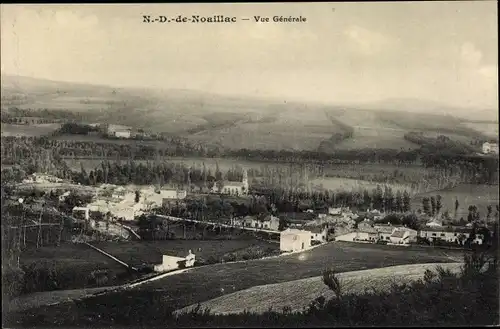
[20,243,131,289]
[310,177,412,194]
[186,107,341,151]
[412,184,499,219]
[177,262,464,315]
[462,122,499,139]
[1,123,61,137]
[92,239,279,267]
[132,242,463,311]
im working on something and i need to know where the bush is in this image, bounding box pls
[2,266,26,299]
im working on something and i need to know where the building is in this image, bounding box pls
[259,215,279,231]
[114,129,132,138]
[328,207,342,215]
[72,206,90,221]
[389,228,418,245]
[419,226,471,244]
[483,141,499,155]
[310,226,329,243]
[211,170,249,196]
[374,224,403,241]
[280,228,312,252]
[153,250,196,273]
[358,219,376,232]
[355,231,378,242]
[161,189,187,201]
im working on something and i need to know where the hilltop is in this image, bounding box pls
[1,75,496,151]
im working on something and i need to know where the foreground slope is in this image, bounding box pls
[177,262,463,315]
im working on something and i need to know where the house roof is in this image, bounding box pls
[309,226,327,233]
[391,231,406,238]
[421,226,471,233]
[281,228,311,236]
[222,181,246,188]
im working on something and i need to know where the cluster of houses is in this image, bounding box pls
[22,173,64,184]
[349,218,485,246]
[72,184,187,222]
[482,141,499,155]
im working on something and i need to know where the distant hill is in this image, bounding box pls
[355,97,498,123]
[1,75,494,151]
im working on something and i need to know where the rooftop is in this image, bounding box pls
[421,226,471,233]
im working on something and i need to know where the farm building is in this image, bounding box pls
[280,228,311,252]
[260,215,280,231]
[328,207,342,215]
[355,231,378,242]
[72,206,90,221]
[389,228,418,245]
[374,224,402,241]
[419,226,471,245]
[153,250,196,273]
[357,219,376,232]
[211,170,249,196]
[482,141,499,155]
[310,226,329,243]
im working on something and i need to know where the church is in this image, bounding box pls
[211,170,249,196]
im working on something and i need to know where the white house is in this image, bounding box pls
[483,141,499,155]
[211,170,249,196]
[310,226,329,243]
[114,129,132,139]
[419,226,471,245]
[328,207,342,215]
[154,250,196,273]
[72,206,90,221]
[261,215,280,231]
[389,228,418,245]
[280,228,311,252]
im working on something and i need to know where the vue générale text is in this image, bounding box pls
[142,15,307,24]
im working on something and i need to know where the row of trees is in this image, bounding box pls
[2,135,498,185]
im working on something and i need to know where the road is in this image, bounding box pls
[156,215,281,235]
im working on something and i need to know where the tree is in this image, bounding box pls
[430,196,436,217]
[422,197,431,216]
[323,268,342,299]
[402,190,411,212]
[436,195,442,214]
[486,205,492,222]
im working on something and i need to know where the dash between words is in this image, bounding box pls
[142,15,307,23]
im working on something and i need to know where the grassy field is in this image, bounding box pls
[20,243,131,289]
[310,177,412,194]
[177,262,464,315]
[1,123,61,137]
[3,75,493,153]
[186,107,339,151]
[462,122,499,139]
[92,239,278,267]
[412,184,499,219]
[127,242,463,311]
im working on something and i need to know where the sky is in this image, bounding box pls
[1,2,498,109]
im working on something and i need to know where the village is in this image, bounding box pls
[11,167,494,278]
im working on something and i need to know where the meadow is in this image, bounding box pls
[185,107,341,151]
[1,123,61,137]
[177,262,464,315]
[19,242,132,292]
[461,122,499,139]
[129,242,462,311]
[91,239,279,267]
[411,183,499,219]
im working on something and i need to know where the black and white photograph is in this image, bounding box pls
[1,2,499,328]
